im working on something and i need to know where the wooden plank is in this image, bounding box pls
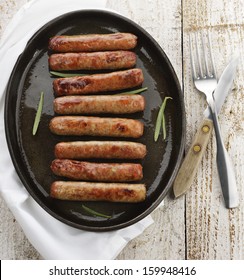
[106,0,185,260]
[182,0,244,259]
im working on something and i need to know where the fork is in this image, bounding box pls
[189,31,239,208]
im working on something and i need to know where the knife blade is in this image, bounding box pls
[173,55,239,198]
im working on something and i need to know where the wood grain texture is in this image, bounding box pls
[0,0,243,260]
[0,0,26,34]
[183,0,244,260]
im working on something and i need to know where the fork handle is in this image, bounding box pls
[209,102,239,208]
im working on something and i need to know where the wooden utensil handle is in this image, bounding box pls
[173,118,213,198]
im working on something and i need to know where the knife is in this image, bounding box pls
[173,56,239,200]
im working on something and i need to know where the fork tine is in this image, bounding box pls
[195,32,204,78]
[189,33,198,80]
[189,31,217,80]
[200,31,209,77]
[207,30,217,78]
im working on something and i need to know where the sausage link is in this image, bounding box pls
[53,95,145,115]
[48,33,137,52]
[50,181,146,203]
[49,116,144,138]
[53,68,144,96]
[49,51,136,71]
[50,159,143,182]
[55,141,147,159]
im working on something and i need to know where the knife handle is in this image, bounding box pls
[210,105,239,208]
[173,118,213,198]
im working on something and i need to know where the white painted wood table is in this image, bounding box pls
[0,0,243,260]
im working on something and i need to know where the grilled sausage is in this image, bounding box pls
[49,51,136,71]
[53,68,144,96]
[49,116,144,138]
[48,33,137,52]
[53,95,145,115]
[50,181,146,203]
[54,141,147,159]
[50,159,143,182]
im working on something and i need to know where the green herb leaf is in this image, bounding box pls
[154,103,165,142]
[32,92,44,136]
[162,113,167,140]
[50,71,88,78]
[154,96,172,142]
[115,87,148,95]
[82,204,112,219]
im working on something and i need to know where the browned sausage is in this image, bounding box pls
[49,51,136,71]
[50,181,146,203]
[50,159,143,182]
[54,141,147,159]
[53,95,145,115]
[49,116,144,138]
[53,68,144,96]
[48,33,137,52]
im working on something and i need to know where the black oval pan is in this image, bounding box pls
[4,10,186,231]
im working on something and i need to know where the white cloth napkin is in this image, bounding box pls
[0,0,154,260]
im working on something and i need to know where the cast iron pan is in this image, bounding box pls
[4,10,186,231]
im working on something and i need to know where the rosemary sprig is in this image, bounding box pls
[82,204,112,219]
[115,87,148,95]
[154,96,172,141]
[32,92,44,136]
[50,71,87,78]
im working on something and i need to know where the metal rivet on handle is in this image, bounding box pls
[202,125,210,133]
[193,144,201,153]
